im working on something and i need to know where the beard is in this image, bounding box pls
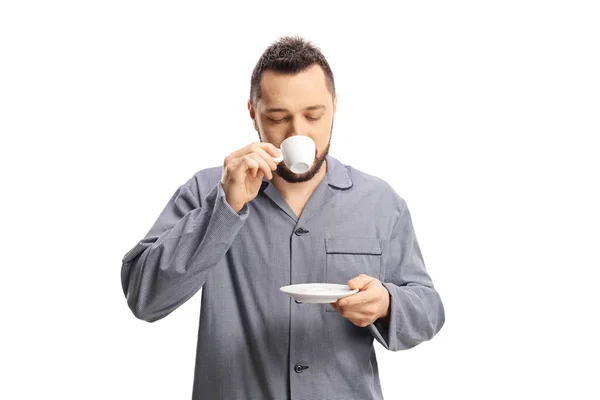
[275,138,330,183]
[258,121,333,183]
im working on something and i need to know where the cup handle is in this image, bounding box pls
[272,149,284,164]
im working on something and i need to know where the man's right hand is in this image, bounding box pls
[220,141,281,213]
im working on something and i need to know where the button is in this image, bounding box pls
[294,228,309,236]
[294,363,309,373]
[295,299,303,304]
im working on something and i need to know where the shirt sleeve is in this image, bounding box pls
[368,198,445,350]
[120,175,249,322]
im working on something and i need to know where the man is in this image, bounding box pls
[121,35,445,400]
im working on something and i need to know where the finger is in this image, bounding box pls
[230,145,278,178]
[230,141,281,161]
[238,154,260,178]
[247,152,273,180]
[250,146,279,173]
[258,141,282,158]
[348,274,375,291]
[346,314,373,328]
[224,154,263,182]
[337,290,376,308]
[228,142,257,160]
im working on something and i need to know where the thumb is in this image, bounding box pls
[348,274,373,290]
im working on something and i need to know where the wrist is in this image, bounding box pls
[225,195,245,213]
[230,203,244,213]
[377,286,391,326]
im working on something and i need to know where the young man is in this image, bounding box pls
[121,35,445,400]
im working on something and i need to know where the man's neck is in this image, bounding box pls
[271,159,328,200]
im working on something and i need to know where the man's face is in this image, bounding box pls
[248,64,337,183]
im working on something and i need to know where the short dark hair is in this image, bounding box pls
[250,35,336,107]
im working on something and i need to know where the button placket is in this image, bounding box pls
[292,228,308,304]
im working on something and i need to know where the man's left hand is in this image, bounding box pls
[330,274,391,328]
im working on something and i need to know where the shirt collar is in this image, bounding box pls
[259,154,353,194]
[324,154,353,190]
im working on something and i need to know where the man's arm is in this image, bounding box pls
[369,198,445,350]
[120,175,248,322]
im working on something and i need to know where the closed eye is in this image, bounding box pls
[268,117,288,124]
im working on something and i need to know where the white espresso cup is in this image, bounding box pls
[271,136,316,174]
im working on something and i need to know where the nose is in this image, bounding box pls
[289,117,308,137]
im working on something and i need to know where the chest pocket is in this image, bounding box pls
[325,237,382,312]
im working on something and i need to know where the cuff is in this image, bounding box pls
[368,320,390,350]
[368,281,396,350]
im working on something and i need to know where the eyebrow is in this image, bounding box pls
[265,105,326,113]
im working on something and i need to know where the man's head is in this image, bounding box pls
[248,36,337,183]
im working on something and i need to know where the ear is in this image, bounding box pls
[248,99,258,131]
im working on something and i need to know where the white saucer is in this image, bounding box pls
[280,283,359,304]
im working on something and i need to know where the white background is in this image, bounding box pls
[1,1,599,399]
